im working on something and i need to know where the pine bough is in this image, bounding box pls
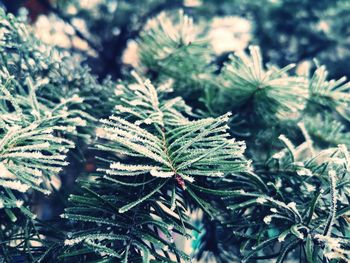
[1,6,350,263]
[62,73,250,261]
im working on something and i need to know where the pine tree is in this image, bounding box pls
[1,2,350,262]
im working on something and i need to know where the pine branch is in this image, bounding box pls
[0,8,116,120]
[226,138,350,261]
[0,9,100,260]
[307,64,350,121]
[138,10,215,95]
[63,73,250,261]
[219,45,308,123]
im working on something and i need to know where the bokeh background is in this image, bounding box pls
[2,0,350,81]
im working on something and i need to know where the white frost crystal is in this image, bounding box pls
[296,167,313,176]
[15,200,23,207]
[270,208,278,213]
[263,215,272,224]
[304,182,316,192]
[256,197,267,204]
[278,233,287,242]
[287,202,297,210]
[0,162,16,179]
[0,179,29,193]
[150,169,175,178]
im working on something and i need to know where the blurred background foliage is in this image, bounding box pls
[2,0,350,80]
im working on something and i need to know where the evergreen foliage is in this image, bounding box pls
[219,46,307,124]
[62,73,249,261]
[1,2,350,262]
[0,9,116,122]
[0,9,86,260]
[138,10,215,95]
